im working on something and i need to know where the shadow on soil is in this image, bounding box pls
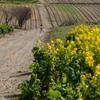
[16,72,32,77]
[4,94,21,100]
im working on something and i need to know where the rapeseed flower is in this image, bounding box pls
[80,75,86,80]
[38,40,41,44]
[47,43,51,50]
[37,79,40,82]
[51,40,54,43]
[77,98,83,100]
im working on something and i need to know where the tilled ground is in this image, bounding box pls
[0,29,46,100]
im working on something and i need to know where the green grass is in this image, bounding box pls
[46,25,76,43]
[46,24,100,43]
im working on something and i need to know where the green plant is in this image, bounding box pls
[0,25,14,36]
[18,25,100,100]
[7,25,14,32]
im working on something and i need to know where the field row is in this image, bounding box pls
[0,4,42,30]
[0,0,38,3]
[45,4,100,27]
[0,4,100,29]
[44,0,100,4]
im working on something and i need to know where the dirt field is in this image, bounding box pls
[0,29,50,100]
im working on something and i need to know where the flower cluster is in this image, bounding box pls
[19,25,100,100]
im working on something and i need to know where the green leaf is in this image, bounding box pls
[63,76,67,83]
[52,84,57,89]
[33,47,39,51]
[48,89,61,99]
[29,64,33,71]
[82,80,85,85]
[73,63,80,68]
[69,67,75,77]
[60,96,66,100]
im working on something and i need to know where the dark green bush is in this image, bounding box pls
[7,25,14,32]
[0,25,14,36]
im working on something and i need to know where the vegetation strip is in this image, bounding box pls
[33,5,37,29]
[64,5,76,22]
[72,5,88,22]
[45,5,57,27]
[61,5,71,22]
[49,5,59,26]
[89,5,100,21]
[57,5,66,21]
[35,5,42,27]
[44,5,54,27]
[74,5,91,22]
[67,5,82,23]
[78,5,96,22]
[52,5,62,24]
[81,5,98,22]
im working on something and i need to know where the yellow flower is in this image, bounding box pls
[41,45,43,48]
[76,36,79,41]
[95,64,100,76]
[80,75,86,80]
[78,98,83,100]
[97,47,100,51]
[37,79,40,82]
[49,82,52,84]
[70,41,75,45]
[51,40,54,43]
[85,56,94,67]
[86,85,88,88]
[54,50,57,54]
[51,44,54,48]
[67,40,69,43]
[47,43,51,50]
[38,40,41,44]
[86,73,91,78]
[48,46,51,50]
[56,39,63,44]
[78,87,80,92]
[35,74,37,76]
